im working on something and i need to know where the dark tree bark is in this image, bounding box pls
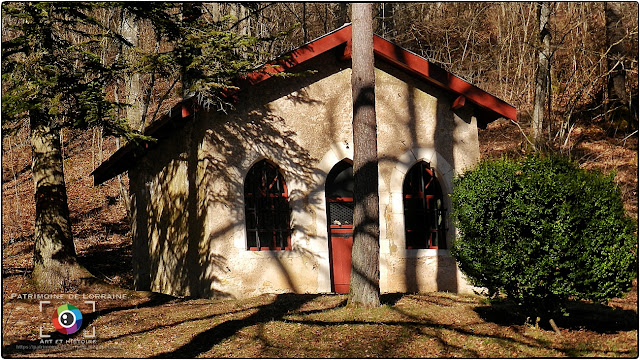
[348,2,381,308]
[181,2,203,99]
[302,2,308,43]
[335,3,348,29]
[532,2,551,148]
[31,111,92,291]
[605,2,631,130]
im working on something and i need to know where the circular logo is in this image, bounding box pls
[52,304,83,335]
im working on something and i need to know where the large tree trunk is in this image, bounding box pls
[532,2,551,149]
[348,2,381,308]
[605,2,630,131]
[116,7,142,221]
[31,111,92,291]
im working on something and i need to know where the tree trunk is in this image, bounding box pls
[31,111,92,291]
[302,3,308,43]
[532,2,551,149]
[348,2,380,308]
[605,2,629,130]
[116,7,141,220]
[120,9,144,132]
[181,2,203,99]
[335,3,348,29]
[380,3,395,39]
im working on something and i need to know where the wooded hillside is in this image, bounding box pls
[2,3,637,291]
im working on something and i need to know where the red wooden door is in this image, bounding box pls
[329,226,353,293]
[325,161,354,293]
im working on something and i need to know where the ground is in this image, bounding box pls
[1,119,638,357]
[2,286,638,357]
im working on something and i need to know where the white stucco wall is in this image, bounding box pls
[130,54,482,298]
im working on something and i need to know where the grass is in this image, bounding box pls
[2,285,637,358]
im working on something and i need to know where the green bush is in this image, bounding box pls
[450,154,637,316]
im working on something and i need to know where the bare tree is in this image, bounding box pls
[532,2,551,148]
[378,3,396,39]
[605,2,630,131]
[348,2,380,308]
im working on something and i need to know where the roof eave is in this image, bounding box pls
[371,34,517,123]
[91,100,198,185]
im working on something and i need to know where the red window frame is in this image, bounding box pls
[244,160,292,251]
[403,162,447,249]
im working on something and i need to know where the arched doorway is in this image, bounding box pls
[403,161,446,249]
[325,160,354,293]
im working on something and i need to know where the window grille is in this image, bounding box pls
[244,160,291,250]
[328,201,354,226]
[403,162,447,249]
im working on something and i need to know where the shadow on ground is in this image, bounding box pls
[475,299,639,333]
[1,292,178,358]
[151,294,322,358]
[2,291,637,358]
[78,239,132,287]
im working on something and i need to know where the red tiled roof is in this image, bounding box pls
[241,24,516,121]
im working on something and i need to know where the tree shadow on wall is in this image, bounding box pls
[130,87,329,299]
[129,48,483,299]
[373,59,468,294]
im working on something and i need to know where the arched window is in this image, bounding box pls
[403,162,446,249]
[244,160,291,250]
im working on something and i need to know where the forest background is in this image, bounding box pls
[2,1,638,291]
[1,3,638,357]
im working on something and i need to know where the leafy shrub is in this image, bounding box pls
[450,154,637,316]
